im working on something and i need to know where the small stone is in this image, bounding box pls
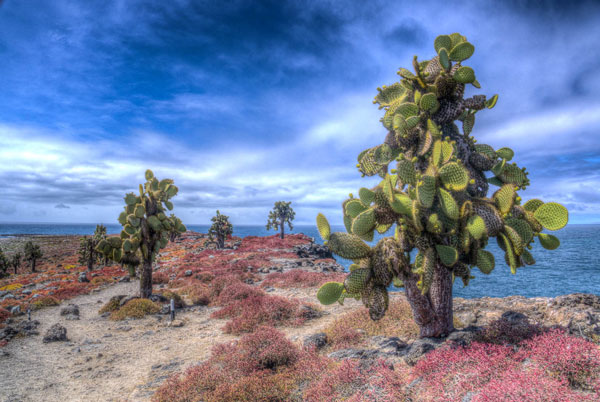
[119,276,130,283]
[9,306,21,315]
[21,289,32,295]
[184,270,193,277]
[169,320,184,328]
[264,286,275,292]
[298,304,323,320]
[303,333,328,350]
[78,272,89,283]
[43,324,68,343]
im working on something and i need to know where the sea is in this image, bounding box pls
[1,223,598,299]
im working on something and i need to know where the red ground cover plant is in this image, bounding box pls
[516,328,600,391]
[151,271,170,285]
[261,270,346,289]
[472,367,597,402]
[153,326,331,402]
[410,342,518,401]
[0,308,10,324]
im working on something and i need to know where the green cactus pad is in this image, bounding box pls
[438,188,459,220]
[449,42,474,61]
[125,193,137,206]
[374,144,393,164]
[419,93,439,112]
[505,217,533,245]
[317,282,344,305]
[368,285,389,320]
[523,199,544,213]
[417,175,437,208]
[538,232,560,250]
[449,32,466,48]
[521,249,536,265]
[498,163,528,187]
[398,68,416,80]
[499,233,518,274]
[463,113,475,135]
[474,144,497,159]
[486,94,498,109]
[421,248,436,295]
[439,162,469,191]
[343,214,353,233]
[466,215,487,240]
[345,199,367,218]
[396,102,419,118]
[316,213,331,241]
[438,48,450,70]
[164,201,173,210]
[134,204,145,219]
[344,268,371,294]
[434,35,452,53]
[145,169,154,180]
[435,244,458,266]
[328,232,371,259]
[504,225,524,256]
[495,147,514,161]
[373,83,406,107]
[427,213,443,234]
[390,194,412,216]
[533,202,568,231]
[453,66,475,84]
[476,249,495,274]
[359,187,376,206]
[494,184,515,214]
[352,208,376,236]
[396,159,416,186]
[148,215,162,231]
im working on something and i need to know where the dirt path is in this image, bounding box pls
[0,281,359,402]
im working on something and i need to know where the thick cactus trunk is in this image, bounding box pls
[402,263,454,338]
[140,259,153,298]
[31,259,36,273]
[280,221,284,239]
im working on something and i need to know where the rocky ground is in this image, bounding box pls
[1,232,599,401]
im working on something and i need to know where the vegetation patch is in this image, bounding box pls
[31,296,60,310]
[261,270,346,289]
[0,283,23,291]
[110,298,161,320]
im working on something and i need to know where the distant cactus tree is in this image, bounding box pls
[0,248,9,277]
[11,252,21,275]
[24,241,43,273]
[78,225,108,270]
[266,201,296,239]
[315,33,569,338]
[168,214,184,242]
[206,210,233,249]
[95,170,186,298]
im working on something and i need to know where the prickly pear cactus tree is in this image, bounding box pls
[168,214,184,242]
[78,236,95,271]
[93,224,109,265]
[315,33,569,338]
[23,241,42,273]
[11,252,21,275]
[96,170,187,298]
[205,210,233,249]
[266,201,296,239]
[0,248,9,277]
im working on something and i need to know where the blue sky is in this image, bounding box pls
[1,0,599,225]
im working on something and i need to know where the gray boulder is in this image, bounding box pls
[43,324,68,343]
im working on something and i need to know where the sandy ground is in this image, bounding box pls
[0,281,359,402]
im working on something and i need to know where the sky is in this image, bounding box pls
[1,0,599,226]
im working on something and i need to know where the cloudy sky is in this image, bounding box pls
[1,0,599,225]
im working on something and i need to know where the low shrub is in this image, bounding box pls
[188,285,211,306]
[303,359,367,401]
[98,296,122,314]
[152,271,170,284]
[261,270,346,289]
[195,271,215,283]
[0,283,23,291]
[110,298,161,320]
[472,367,597,402]
[31,296,60,310]
[325,298,419,349]
[516,328,600,390]
[161,290,185,308]
[0,308,10,323]
[236,326,299,372]
[90,276,114,286]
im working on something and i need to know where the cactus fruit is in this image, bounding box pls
[96,170,185,297]
[266,201,296,239]
[315,33,568,338]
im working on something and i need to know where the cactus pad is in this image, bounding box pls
[533,202,568,231]
[344,268,372,294]
[327,232,371,259]
[439,162,469,191]
[317,282,344,305]
[476,249,495,274]
[435,244,458,267]
[316,213,331,241]
[538,232,560,250]
[449,41,475,62]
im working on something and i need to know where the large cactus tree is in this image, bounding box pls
[266,201,296,239]
[96,170,186,298]
[23,241,42,273]
[315,33,569,338]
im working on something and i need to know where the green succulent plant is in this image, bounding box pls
[205,210,233,249]
[95,170,186,298]
[23,241,42,273]
[266,201,296,239]
[316,33,568,338]
[78,224,108,271]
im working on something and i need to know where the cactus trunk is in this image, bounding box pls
[280,220,284,239]
[140,258,153,298]
[402,262,454,338]
[30,259,36,273]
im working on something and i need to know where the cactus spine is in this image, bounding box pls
[266,201,296,239]
[316,33,568,338]
[96,170,186,298]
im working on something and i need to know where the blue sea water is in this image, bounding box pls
[1,223,598,299]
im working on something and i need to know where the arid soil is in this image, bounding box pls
[0,279,361,402]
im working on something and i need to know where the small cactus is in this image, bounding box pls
[316,33,568,338]
[23,241,42,273]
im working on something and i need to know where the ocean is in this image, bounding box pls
[1,223,598,299]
